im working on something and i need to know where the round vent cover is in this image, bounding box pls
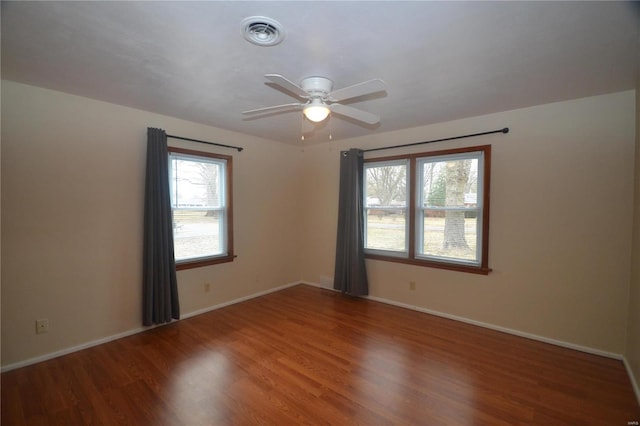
[241,16,285,46]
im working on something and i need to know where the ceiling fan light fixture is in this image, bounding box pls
[303,100,330,122]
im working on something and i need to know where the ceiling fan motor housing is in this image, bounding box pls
[301,77,333,97]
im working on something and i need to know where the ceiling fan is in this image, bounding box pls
[242,74,386,125]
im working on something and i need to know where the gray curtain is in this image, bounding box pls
[143,128,180,326]
[333,148,369,296]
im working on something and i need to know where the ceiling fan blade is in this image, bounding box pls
[330,104,380,125]
[264,74,310,99]
[328,79,386,102]
[242,103,303,115]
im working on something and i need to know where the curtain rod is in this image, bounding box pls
[167,134,244,152]
[362,127,509,153]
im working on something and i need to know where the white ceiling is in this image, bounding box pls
[2,1,639,145]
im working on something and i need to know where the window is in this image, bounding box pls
[364,159,409,255]
[168,147,234,270]
[364,145,491,274]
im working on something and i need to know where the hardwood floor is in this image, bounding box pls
[2,284,639,425]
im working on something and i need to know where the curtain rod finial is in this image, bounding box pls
[502,127,509,134]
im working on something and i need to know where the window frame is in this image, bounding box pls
[364,145,491,275]
[168,146,235,270]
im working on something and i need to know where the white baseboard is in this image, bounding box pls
[328,280,639,403]
[298,282,640,405]
[623,357,640,406]
[1,327,149,373]
[1,280,304,373]
[303,281,622,360]
[306,280,336,291]
[3,279,631,385]
[180,281,301,319]
[367,294,622,360]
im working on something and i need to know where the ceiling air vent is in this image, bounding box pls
[241,16,285,47]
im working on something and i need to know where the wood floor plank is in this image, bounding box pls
[2,284,639,425]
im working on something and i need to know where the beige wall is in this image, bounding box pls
[1,81,637,368]
[0,81,303,366]
[0,14,3,373]
[300,91,636,355]
[626,82,640,391]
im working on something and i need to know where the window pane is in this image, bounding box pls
[420,209,478,262]
[171,158,223,209]
[173,210,224,261]
[422,158,478,208]
[418,153,481,265]
[365,162,407,253]
[365,211,407,252]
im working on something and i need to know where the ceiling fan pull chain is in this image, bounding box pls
[329,115,333,141]
[300,113,305,141]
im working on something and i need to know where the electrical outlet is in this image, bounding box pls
[204,283,211,293]
[36,318,49,334]
[409,281,416,291]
